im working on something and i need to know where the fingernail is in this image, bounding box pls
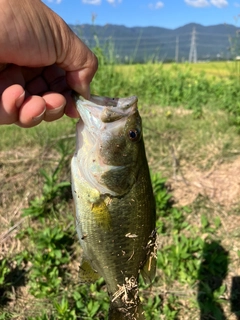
[46,104,65,115]
[16,91,25,108]
[32,108,46,122]
[85,88,90,100]
[75,86,90,100]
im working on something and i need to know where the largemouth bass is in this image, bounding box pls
[71,94,156,320]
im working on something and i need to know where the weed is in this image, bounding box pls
[22,151,71,220]
[151,172,172,218]
[0,313,12,320]
[53,297,77,319]
[0,259,10,286]
[157,234,203,285]
[162,295,180,320]
[144,295,162,319]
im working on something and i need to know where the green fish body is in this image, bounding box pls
[71,95,156,320]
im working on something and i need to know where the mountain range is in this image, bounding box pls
[70,23,240,62]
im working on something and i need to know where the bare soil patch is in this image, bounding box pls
[169,157,240,209]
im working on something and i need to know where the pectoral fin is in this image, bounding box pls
[140,229,157,284]
[79,259,100,283]
[140,253,157,284]
[140,255,157,284]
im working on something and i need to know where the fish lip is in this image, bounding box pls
[74,94,138,109]
[74,94,138,120]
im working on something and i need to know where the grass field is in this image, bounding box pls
[1,60,240,319]
[116,61,240,79]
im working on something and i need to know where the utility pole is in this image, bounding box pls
[189,27,197,63]
[175,36,179,63]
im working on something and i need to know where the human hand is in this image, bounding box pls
[0,0,98,127]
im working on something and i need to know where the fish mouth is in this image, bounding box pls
[75,94,138,110]
[74,94,138,129]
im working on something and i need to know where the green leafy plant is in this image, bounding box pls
[157,234,204,285]
[151,172,172,217]
[53,297,77,319]
[144,295,162,319]
[22,150,70,220]
[0,259,10,286]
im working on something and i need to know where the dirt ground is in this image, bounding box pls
[170,157,240,209]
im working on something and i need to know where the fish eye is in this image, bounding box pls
[129,129,140,141]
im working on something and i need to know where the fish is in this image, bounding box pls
[71,94,156,320]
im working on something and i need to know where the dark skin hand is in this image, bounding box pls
[0,0,98,127]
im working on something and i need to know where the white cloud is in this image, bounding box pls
[184,0,209,7]
[46,0,62,3]
[210,0,228,7]
[82,0,101,4]
[155,1,164,8]
[106,0,122,5]
[148,1,164,9]
[185,0,228,7]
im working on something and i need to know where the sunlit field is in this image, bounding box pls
[1,57,240,319]
[115,60,240,79]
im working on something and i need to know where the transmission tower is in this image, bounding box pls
[175,36,179,63]
[189,27,197,63]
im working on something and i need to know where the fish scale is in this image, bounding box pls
[71,94,156,320]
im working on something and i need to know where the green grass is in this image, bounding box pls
[92,60,240,125]
[1,55,240,319]
[0,116,76,150]
[116,61,238,78]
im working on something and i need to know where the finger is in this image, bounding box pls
[0,84,25,124]
[0,64,8,72]
[64,91,80,119]
[43,65,69,93]
[0,65,25,94]
[65,50,98,98]
[42,92,66,122]
[16,96,46,128]
[21,67,43,83]
[66,69,91,99]
[26,76,49,95]
[54,23,98,98]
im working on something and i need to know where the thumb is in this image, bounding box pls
[54,19,98,99]
[66,62,97,99]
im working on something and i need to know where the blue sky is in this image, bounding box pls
[43,0,240,29]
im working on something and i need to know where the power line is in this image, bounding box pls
[81,33,192,41]
[79,27,238,62]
